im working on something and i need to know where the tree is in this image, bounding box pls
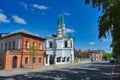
[78,54,83,59]
[102,53,111,61]
[85,0,120,58]
[31,44,37,68]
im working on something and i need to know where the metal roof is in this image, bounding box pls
[0,29,45,40]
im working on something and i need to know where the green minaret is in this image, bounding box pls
[57,15,62,37]
[62,11,64,24]
[57,15,61,26]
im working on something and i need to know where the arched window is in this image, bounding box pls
[57,57,61,62]
[39,57,42,63]
[67,57,70,62]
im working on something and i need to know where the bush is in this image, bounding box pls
[102,53,112,61]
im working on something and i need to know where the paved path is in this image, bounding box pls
[0,61,113,80]
[112,63,120,80]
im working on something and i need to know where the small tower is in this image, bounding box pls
[57,16,62,37]
[61,12,66,36]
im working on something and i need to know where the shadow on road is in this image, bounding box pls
[0,62,113,80]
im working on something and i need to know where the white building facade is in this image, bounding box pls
[45,14,74,65]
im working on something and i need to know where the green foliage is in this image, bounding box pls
[31,45,37,58]
[78,54,83,59]
[102,53,112,61]
[30,44,37,68]
[85,0,120,58]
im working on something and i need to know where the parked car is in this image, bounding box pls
[109,58,115,64]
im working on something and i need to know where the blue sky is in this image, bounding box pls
[0,0,112,52]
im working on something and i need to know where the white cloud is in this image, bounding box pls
[64,12,71,16]
[66,28,75,33]
[89,42,96,45]
[20,2,28,9]
[0,12,10,23]
[12,15,27,24]
[33,4,49,10]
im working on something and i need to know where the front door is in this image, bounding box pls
[12,56,17,68]
[49,56,54,65]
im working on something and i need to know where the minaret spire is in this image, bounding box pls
[61,11,66,36]
[62,11,64,24]
[57,15,61,26]
[57,15,62,37]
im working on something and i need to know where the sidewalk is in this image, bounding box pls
[0,61,91,77]
[111,63,120,80]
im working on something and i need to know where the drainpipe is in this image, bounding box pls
[20,37,23,68]
[3,50,6,69]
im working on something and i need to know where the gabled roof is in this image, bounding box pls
[80,50,102,54]
[0,29,45,40]
[74,49,80,53]
[10,29,34,35]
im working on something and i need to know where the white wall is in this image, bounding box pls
[45,37,74,60]
[0,34,21,50]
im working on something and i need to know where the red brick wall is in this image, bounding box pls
[21,34,45,67]
[5,50,22,69]
[4,34,45,69]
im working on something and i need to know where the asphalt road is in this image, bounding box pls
[0,61,113,80]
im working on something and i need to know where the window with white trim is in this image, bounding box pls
[25,57,28,64]
[1,44,3,50]
[49,41,52,48]
[8,42,11,50]
[39,43,42,50]
[12,41,15,49]
[39,57,42,63]
[25,41,29,49]
[33,57,36,63]
[5,42,7,50]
